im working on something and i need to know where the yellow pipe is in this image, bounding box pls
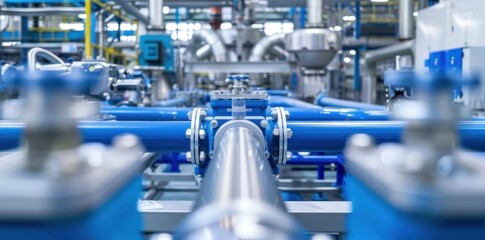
[85,0,93,58]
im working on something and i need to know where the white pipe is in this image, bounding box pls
[249,33,287,62]
[27,48,65,72]
[307,0,323,27]
[149,0,164,29]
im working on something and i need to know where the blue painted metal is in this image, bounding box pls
[445,48,464,99]
[346,175,485,240]
[100,107,192,121]
[354,0,361,39]
[152,96,188,107]
[100,106,389,122]
[354,49,361,91]
[287,121,485,153]
[0,176,142,240]
[299,7,306,29]
[139,34,175,72]
[315,95,387,111]
[269,96,322,109]
[0,121,191,152]
[288,107,389,121]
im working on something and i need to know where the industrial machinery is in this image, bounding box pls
[1,0,485,239]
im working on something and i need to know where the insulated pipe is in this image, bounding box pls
[307,0,323,27]
[176,121,304,239]
[249,33,288,61]
[287,121,485,153]
[112,0,149,25]
[399,0,415,39]
[0,121,190,152]
[27,48,65,72]
[315,95,387,111]
[190,30,227,62]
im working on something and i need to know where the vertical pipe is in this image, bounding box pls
[399,0,415,39]
[149,0,164,30]
[354,0,361,39]
[299,7,306,29]
[307,0,323,27]
[354,49,361,92]
[85,0,93,58]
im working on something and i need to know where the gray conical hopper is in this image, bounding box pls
[286,28,342,69]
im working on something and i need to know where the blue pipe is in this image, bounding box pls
[315,95,387,111]
[152,96,188,107]
[287,108,389,121]
[0,121,190,152]
[287,121,485,152]
[269,96,322,109]
[101,107,191,121]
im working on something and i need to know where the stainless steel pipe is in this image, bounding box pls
[399,0,415,39]
[175,121,304,240]
[307,0,323,27]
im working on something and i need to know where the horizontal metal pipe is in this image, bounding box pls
[315,95,387,111]
[112,0,150,25]
[101,107,192,121]
[1,7,84,16]
[0,121,190,152]
[287,121,485,152]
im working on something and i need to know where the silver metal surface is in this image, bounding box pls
[1,7,84,16]
[399,0,415,39]
[184,61,291,73]
[286,28,342,69]
[139,200,350,233]
[176,122,307,239]
[189,30,227,62]
[249,33,288,62]
[27,48,65,72]
[194,122,282,209]
[113,0,149,25]
[307,0,323,27]
[149,0,164,30]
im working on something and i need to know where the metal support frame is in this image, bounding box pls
[139,200,350,234]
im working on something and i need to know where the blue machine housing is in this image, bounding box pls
[346,175,485,240]
[0,176,143,240]
[139,34,175,72]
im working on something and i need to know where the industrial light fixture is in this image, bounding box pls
[370,0,389,2]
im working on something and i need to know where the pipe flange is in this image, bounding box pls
[188,108,207,165]
[272,107,291,164]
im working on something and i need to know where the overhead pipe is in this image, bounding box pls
[112,0,149,25]
[190,30,227,62]
[249,33,288,61]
